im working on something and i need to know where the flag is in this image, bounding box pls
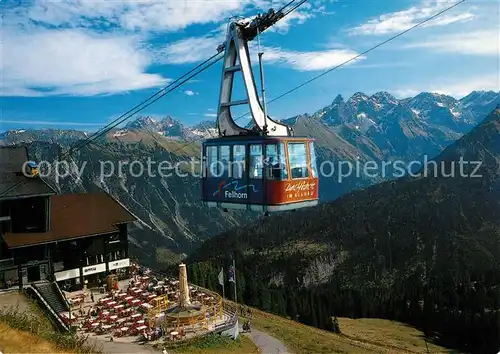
[228,265,235,283]
[218,268,224,286]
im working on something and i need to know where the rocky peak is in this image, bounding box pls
[331,94,344,105]
[371,91,398,105]
[349,92,370,103]
[126,116,160,130]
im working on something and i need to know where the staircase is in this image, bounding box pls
[29,280,70,331]
[214,305,238,334]
[32,280,69,313]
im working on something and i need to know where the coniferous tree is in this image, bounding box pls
[260,284,272,312]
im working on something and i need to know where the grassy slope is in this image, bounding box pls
[230,302,452,354]
[0,323,75,354]
[0,296,454,354]
[0,291,99,354]
[338,318,454,353]
[166,334,259,354]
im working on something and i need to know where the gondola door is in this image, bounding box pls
[230,143,250,208]
[247,143,265,210]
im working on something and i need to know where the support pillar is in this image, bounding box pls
[104,236,109,274]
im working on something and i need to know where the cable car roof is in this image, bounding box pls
[203,135,315,144]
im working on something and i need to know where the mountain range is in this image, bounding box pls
[3,90,498,148]
[1,90,499,265]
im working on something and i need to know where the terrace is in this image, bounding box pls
[61,262,236,346]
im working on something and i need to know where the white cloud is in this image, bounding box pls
[256,46,364,71]
[158,36,222,64]
[1,29,169,96]
[0,88,47,98]
[20,0,254,32]
[159,35,364,71]
[402,30,499,56]
[254,1,335,34]
[156,6,338,66]
[204,113,218,117]
[269,2,317,34]
[0,0,335,96]
[14,0,321,33]
[392,75,500,99]
[348,0,475,36]
[184,90,198,96]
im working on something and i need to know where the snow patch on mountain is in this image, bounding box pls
[113,130,128,138]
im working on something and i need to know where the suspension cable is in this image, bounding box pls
[232,0,467,123]
[165,0,468,156]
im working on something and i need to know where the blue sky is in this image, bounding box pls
[1,0,498,132]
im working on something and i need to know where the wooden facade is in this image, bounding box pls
[0,146,136,291]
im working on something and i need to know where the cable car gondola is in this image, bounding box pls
[201,14,318,213]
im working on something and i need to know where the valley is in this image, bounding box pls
[2,93,499,353]
[1,90,498,264]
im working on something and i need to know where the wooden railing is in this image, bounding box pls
[148,269,238,333]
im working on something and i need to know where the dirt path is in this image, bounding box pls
[0,290,31,313]
[240,326,289,354]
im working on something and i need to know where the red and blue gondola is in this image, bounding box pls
[201,135,318,212]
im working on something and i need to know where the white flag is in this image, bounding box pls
[228,264,235,283]
[218,268,224,286]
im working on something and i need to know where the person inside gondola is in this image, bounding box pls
[271,157,282,179]
[232,159,245,179]
[250,155,263,178]
[264,155,282,180]
[224,159,231,178]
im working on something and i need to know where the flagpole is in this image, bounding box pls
[222,266,225,299]
[232,255,237,303]
[218,267,225,299]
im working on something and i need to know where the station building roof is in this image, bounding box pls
[0,146,55,200]
[3,192,137,249]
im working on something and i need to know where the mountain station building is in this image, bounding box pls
[0,146,136,291]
